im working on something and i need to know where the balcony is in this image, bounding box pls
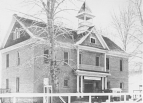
[79,64,105,72]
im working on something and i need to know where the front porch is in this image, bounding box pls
[76,69,110,93]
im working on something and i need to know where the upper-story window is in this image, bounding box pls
[6,54,9,68]
[13,28,20,40]
[106,58,109,70]
[79,54,82,64]
[64,52,69,65]
[120,59,123,71]
[90,37,96,43]
[6,79,9,89]
[16,77,20,92]
[17,52,20,65]
[64,79,68,87]
[120,82,124,89]
[44,49,49,63]
[96,56,100,66]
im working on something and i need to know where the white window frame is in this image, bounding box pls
[90,37,96,44]
[13,28,20,40]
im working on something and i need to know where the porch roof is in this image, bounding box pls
[75,69,110,77]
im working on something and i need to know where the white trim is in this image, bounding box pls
[107,51,129,58]
[75,27,94,45]
[76,70,110,77]
[78,45,107,53]
[84,76,101,80]
[2,15,16,48]
[15,16,36,38]
[92,28,110,50]
[77,75,79,92]
[102,77,104,90]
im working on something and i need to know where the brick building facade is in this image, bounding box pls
[0,1,129,99]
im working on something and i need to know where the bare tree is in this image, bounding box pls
[112,5,136,51]
[14,0,79,93]
[131,0,143,27]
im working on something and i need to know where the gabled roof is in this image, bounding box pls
[102,36,124,52]
[1,14,124,53]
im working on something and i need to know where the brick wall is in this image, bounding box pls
[1,44,34,93]
[33,44,77,93]
[107,55,129,92]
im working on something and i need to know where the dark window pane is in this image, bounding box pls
[64,79,68,86]
[6,54,9,68]
[91,38,95,43]
[96,56,99,66]
[79,54,82,64]
[16,77,20,92]
[17,52,20,65]
[120,60,122,71]
[6,79,9,89]
[44,49,49,63]
[64,52,68,65]
[106,58,109,70]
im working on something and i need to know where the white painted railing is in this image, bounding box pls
[0,93,142,103]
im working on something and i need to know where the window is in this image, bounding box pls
[16,77,20,92]
[107,81,110,89]
[13,28,20,40]
[120,59,123,71]
[96,56,100,66]
[106,58,109,70]
[44,49,49,63]
[120,82,124,89]
[6,54,9,68]
[79,54,82,64]
[91,37,96,43]
[6,79,9,89]
[17,52,20,65]
[64,79,68,87]
[64,52,68,65]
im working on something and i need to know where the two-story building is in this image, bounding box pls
[0,1,129,102]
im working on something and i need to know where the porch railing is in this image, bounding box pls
[0,93,142,103]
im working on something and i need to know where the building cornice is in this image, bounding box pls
[107,50,129,58]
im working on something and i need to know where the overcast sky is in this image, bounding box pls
[0,0,128,43]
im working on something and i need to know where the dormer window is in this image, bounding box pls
[90,37,96,43]
[13,28,20,40]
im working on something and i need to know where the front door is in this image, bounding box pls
[84,80,94,93]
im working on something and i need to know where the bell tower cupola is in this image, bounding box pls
[77,1,95,34]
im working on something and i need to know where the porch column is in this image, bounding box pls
[102,77,104,90]
[104,53,106,72]
[80,76,83,93]
[77,47,79,69]
[77,75,79,93]
[105,77,107,89]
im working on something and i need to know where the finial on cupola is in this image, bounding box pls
[76,1,95,34]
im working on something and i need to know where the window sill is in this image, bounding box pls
[63,86,69,88]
